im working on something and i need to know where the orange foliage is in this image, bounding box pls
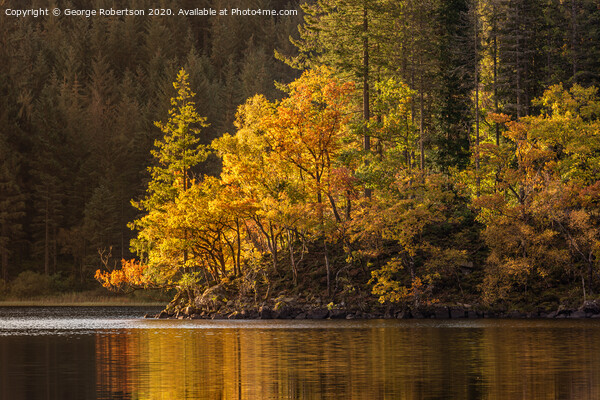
[95,259,153,292]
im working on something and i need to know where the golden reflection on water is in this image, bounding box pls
[93,321,600,400]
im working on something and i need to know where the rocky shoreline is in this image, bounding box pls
[148,299,600,320]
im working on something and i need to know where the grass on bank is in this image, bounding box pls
[0,291,167,306]
[0,270,171,306]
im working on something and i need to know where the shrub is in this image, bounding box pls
[9,271,53,298]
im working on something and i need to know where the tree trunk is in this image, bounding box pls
[44,195,49,276]
[52,225,57,274]
[324,238,331,297]
[269,223,278,273]
[474,0,480,197]
[493,11,500,146]
[571,0,578,80]
[288,230,297,286]
[363,5,372,199]
[1,223,7,281]
[235,219,241,276]
[515,3,521,121]
[419,62,425,171]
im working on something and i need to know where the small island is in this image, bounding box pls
[96,68,600,322]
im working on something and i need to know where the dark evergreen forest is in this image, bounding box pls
[0,0,302,286]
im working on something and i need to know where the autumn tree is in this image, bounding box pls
[113,69,209,291]
[360,172,474,307]
[476,84,600,304]
[214,67,356,293]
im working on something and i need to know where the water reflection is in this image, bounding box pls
[93,323,600,400]
[2,316,600,399]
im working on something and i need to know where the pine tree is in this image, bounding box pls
[568,0,600,87]
[131,69,209,266]
[30,77,71,276]
[0,137,25,282]
[495,0,545,119]
[430,0,476,170]
[287,0,394,196]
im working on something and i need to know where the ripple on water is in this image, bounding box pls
[2,306,600,336]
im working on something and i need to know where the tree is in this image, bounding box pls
[288,0,395,196]
[127,68,209,287]
[363,172,472,307]
[214,67,357,293]
[0,138,25,281]
[476,84,600,304]
[430,0,476,171]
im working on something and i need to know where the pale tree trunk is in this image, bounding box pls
[363,5,372,199]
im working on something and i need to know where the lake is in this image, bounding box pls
[0,307,599,399]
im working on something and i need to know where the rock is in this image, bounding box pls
[274,307,294,319]
[450,308,466,319]
[345,313,355,320]
[259,306,273,319]
[195,284,230,311]
[307,308,329,319]
[396,310,411,319]
[569,310,587,318]
[581,300,600,314]
[240,310,258,319]
[591,314,600,319]
[329,309,347,319]
[546,311,557,318]
[505,310,526,318]
[295,313,307,320]
[433,307,450,319]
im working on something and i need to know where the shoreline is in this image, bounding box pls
[0,298,165,307]
[150,301,600,320]
[0,302,164,307]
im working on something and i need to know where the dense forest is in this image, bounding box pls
[2,0,600,314]
[0,0,302,295]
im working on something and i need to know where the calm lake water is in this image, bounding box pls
[1,307,600,399]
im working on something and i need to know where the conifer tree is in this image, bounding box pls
[0,138,25,282]
[430,0,475,170]
[131,69,209,270]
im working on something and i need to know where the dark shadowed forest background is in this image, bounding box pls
[1,0,600,313]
